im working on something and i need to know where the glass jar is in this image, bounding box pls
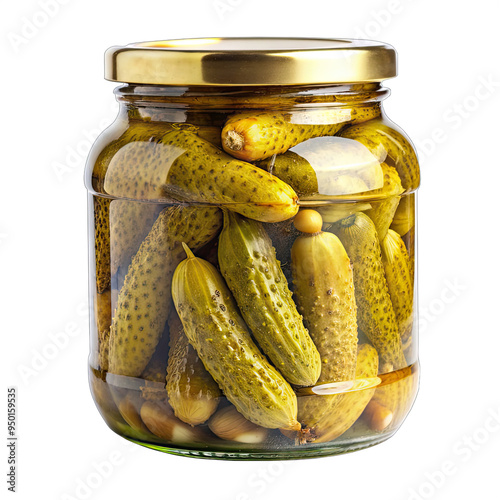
[86,38,419,460]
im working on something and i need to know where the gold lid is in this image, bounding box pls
[105,38,396,86]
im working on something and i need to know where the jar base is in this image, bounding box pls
[123,431,395,461]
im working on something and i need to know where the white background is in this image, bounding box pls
[2,1,500,499]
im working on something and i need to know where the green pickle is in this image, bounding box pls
[88,73,418,458]
[380,229,414,354]
[109,200,160,276]
[339,118,420,191]
[108,206,222,377]
[172,244,301,431]
[333,213,406,371]
[102,123,298,223]
[256,136,384,198]
[221,105,381,161]
[291,226,358,388]
[218,210,321,386]
[93,196,111,294]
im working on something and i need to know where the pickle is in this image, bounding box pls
[365,163,404,240]
[257,151,318,196]
[218,210,321,386]
[94,122,219,185]
[333,213,406,371]
[108,206,222,377]
[172,244,300,431]
[339,118,420,191]
[166,312,221,426]
[256,136,383,198]
[291,229,358,387]
[102,124,298,223]
[390,194,415,236]
[94,196,111,293]
[283,344,379,444]
[109,200,160,275]
[221,106,381,161]
[381,229,414,345]
[95,290,112,371]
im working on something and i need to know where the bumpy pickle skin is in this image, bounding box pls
[109,200,160,276]
[172,244,300,431]
[380,229,414,349]
[333,213,406,371]
[92,121,220,191]
[94,289,112,371]
[102,124,298,223]
[93,196,111,294]
[257,151,319,196]
[218,210,321,387]
[221,105,381,162]
[291,228,358,388]
[283,344,379,444]
[339,118,420,191]
[166,312,221,426]
[108,206,222,377]
[365,163,404,241]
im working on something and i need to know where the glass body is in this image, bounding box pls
[85,83,419,459]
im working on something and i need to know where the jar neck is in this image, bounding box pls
[114,83,389,122]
